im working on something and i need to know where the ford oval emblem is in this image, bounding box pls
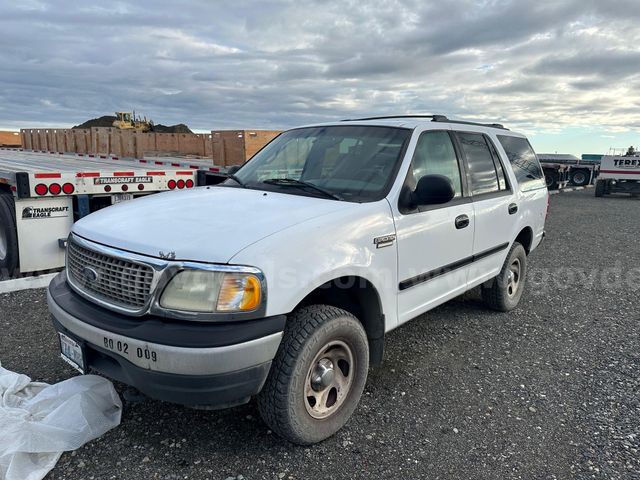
[82,267,99,283]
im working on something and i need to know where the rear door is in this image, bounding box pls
[453,130,515,285]
[394,129,475,324]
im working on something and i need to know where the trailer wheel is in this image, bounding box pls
[0,193,19,279]
[544,170,559,190]
[570,169,589,187]
[595,179,607,197]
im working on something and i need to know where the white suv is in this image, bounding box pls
[48,115,548,444]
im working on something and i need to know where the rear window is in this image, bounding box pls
[497,135,546,191]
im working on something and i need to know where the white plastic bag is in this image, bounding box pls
[0,362,122,480]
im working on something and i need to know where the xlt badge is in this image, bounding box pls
[373,234,396,249]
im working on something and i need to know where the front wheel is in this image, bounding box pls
[257,305,369,444]
[595,179,607,197]
[482,242,527,312]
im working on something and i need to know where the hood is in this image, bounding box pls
[73,186,353,263]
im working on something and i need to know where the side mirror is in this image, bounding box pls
[412,174,455,206]
[227,165,241,175]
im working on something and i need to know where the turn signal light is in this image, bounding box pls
[168,179,177,189]
[35,184,48,196]
[177,179,185,189]
[49,183,62,195]
[186,179,194,188]
[62,183,74,194]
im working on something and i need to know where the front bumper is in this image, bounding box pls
[47,273,284,407]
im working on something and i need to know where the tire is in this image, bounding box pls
[481,242,527,312]
[0,193,19,279]
[595,179,606,197]
[257,305,369,445]
[544,170,559,190]
[570,169,589,187]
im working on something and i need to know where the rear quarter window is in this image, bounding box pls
[497,135,546,192]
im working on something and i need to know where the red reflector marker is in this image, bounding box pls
[34,172,61,179]
[104,185,112,192]
[121,184,129,192]
[177,179,185,189]
[35,184,48,196]
[138,184,145,191]
[62,183,75,194]
[167,180,176,190]
[49,183,62,195]
[186,179,194,188]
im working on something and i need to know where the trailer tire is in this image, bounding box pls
[570,169,590,187]
[595,179,606,197]
[0,193,19,279]
[544,170,559,190]
[481,242,527,312]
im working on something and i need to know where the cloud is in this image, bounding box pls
[0,0,639,136]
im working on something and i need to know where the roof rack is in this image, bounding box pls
[342,114,509,130]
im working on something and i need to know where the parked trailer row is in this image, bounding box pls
[537,154,600,190]
[0,148,227,278]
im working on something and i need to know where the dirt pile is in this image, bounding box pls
[72,116,193,134]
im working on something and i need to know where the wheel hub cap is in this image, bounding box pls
[507,258,521,297]
[311,358,335,391]
[304,340,355,419]
[0,223,7,261]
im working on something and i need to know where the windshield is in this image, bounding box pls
[230,125,411,202]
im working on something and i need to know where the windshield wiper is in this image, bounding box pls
[262,178,343,200]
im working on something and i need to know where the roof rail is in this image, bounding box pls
[342,114,509,130]
[342,114,449,122]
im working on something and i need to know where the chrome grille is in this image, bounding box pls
[67,239,155,310]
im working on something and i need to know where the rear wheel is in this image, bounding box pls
[544,170,559,190]
[595,179,607,197]
[570,169,589,187]
[0,193,19,279]
[482,242,527,312]
[257,305,369,445]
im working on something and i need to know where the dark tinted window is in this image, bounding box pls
[497,135,545,191]
[457,132,499,195]
[410,131,462,197]
[486,137,508,190]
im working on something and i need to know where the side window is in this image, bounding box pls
[456,132,500,195]
[486,136,508,191]
[497,135,546,191]
[409,131,462,198]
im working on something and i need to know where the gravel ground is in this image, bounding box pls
[1,188,638,480]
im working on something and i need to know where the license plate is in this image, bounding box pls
[111,193,134,204]
[59,332,85,373]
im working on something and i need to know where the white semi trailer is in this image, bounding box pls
[595,155,640,197]
[0,148,218,278]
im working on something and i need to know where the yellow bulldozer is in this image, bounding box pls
[112,111,154,132]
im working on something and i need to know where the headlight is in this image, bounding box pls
[159,270,263,313]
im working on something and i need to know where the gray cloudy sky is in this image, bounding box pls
[1,0,639,154]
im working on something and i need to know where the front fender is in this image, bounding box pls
[229,200,399,330]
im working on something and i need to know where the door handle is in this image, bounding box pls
[455,214,470,229]
[508,203,518,215]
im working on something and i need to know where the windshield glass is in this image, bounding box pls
[230,125,411,202]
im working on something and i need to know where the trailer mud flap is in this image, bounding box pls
[15,196,73,272]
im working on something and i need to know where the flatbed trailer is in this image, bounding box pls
[0,148,208,277]
[538,154,600,189]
